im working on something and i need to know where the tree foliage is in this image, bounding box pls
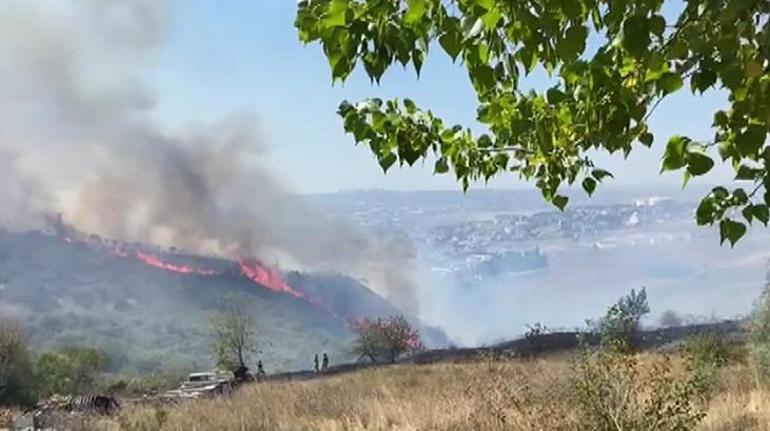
[34,347,108,397]
[209,304,258,371]
[0,320,36,407]
[591,287,650,351]
[352,315,423,363]
[296,0,770,245]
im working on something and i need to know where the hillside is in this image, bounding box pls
[0,229,447,374]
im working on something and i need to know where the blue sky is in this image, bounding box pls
[149,1,731,194]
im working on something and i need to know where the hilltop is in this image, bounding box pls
[0,228,447,374]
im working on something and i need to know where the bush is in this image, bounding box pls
[749,268,770,385]
[351,315,423,363]
[522,322,549,358]
[684,333,732,396]
[591,288,650,352]
[34,346,108,396]
[572,348,708,430]
[0,321,36,407]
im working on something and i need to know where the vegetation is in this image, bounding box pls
[351,315,423,363]
[296,0,770,245]
[209,301,259,371]
[34,347,108,397]
[591,287,650,351]
[572,349,708,430]
[0,321,35,407]
[56,355,767,431]
[749,268,770,385]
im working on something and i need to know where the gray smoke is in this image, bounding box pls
[0,0,417,311]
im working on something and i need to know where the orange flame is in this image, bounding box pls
[237,259,305,299]
[135,251,220,276]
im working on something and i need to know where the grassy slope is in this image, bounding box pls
[0,230,353,373]
[75,353,769,431]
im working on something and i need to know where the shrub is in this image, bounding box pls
[351,315,423,363]
[0,320,36,407]
[684,333,732,396]
[522,322,550,358]
[34,346,108,396]
[591,288,650,352]
[749,268,770,385]
[571,348,708,430]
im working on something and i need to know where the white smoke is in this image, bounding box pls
[0,0,418,311]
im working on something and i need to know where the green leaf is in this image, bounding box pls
[482,8,502,30]
[736,124,767,157]
[742,206,754,224]
[592,169,614,182]
[686,151,714,176]
[403,99,417,114]
[622,15,651,58]
[691,69,717,93]
[558,25,588,60]
[404,0,426,25]
[649,14,666,36]
[471,65,496,92]
[582,177,597,196]
[661,136,689,172]
[326,0,348,28]
[696,197,716,225]
[658,72,684,94]
[552,195,569,211]
[752,204,770,226]
[434,157,449,174]
[439,21,463,61]
[379,152,397,172]
[719,219,746,247]
[735,164,761,180]
[546,87,566,104]
[639,132,654,147]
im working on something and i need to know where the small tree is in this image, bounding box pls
[352,315,423,364]
[209,304,258,371]
[592,288,650,351]
[0,320,36,407]
[35,347,107,396]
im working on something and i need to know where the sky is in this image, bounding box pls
[147,1,732,194]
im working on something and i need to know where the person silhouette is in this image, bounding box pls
[321,353,329,371]
[313,353,319,373]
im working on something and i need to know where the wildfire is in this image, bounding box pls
[56,229,345,321]
[55,236,340,318]
[238,259,305,299]
[135,251,220,276]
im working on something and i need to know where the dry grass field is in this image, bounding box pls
[70,351,770,431]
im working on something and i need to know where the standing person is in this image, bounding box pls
[321,353,329,372]
[256,359,266,379]
[313,353,319,373]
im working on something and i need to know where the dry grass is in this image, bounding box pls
[72,354,770,430]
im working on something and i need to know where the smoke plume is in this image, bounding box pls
[0,0,417,311]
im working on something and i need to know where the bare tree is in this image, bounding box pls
[209,303,257,371]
